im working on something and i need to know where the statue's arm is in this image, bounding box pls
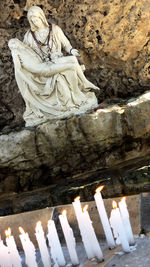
[55,25,80,57]
[20,53,74,77]
[55,25,72,54]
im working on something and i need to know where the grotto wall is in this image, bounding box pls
[0,0,150,215]
[0,0,150,130]
[1,93,150,215]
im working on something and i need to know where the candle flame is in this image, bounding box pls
[95,185,104,193]
[18,226,25,235]
[112,200,118,209]
[83,204,88,213]
[62,210,67,216]
[5,227,11,237]
[121,196,127,203]
[74,196,80,202]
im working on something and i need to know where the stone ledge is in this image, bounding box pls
[1,92,150,213]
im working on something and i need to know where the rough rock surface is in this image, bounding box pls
[0,0,150,214]
[1,92,150,215]
[0,0,150,129]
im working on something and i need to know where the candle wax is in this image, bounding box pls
[94,190,116,249]
[110,208,130,253]
[35,223,51,267]
[6,235,22,267]
[82,209,103,262]
[47,220,66,266]
[59,212,79,265]
[73,198,95,259]
[19,232,38,267]
[119,199,135,246]
[0,240,12,267]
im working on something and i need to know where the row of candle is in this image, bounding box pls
[0,186,134,266]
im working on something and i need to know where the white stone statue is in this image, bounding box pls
[9,6,99,126]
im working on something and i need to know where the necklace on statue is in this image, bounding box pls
[30,24,53,61]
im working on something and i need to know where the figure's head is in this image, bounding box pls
[8,38,23,50]
[27,6,49,31]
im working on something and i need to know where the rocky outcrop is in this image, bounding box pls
[0,0,150,130]
[1,92,150,215]
[0,0,150,215]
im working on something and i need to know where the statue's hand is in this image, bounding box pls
[50,52,63,60]
[70,49,80,57]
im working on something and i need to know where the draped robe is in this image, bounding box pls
[10,24,98,126]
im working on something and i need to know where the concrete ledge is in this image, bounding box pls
[0,195,140,249]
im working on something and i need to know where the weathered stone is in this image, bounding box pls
[0,0,150,129]
[0,93,150,214]
[0,0,150,214]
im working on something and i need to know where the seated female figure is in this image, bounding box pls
[8,38,98,126]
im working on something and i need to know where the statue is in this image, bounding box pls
[9,6,99,126]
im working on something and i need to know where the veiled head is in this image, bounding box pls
[27,6,49,31]
[8,38,24,50]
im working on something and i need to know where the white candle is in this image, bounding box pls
[5,228,22,267]
[0,238,12,267]
[59,210,79,265]
[94,186,116,249]
[109,201,130,253]
[19,227,38,267]
[72,196,95,259]
[82,205,103,262]
[47,219,66,266]
[119,197,135,245]
[35,221,51,267]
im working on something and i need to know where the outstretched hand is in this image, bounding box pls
[70,49,80,57]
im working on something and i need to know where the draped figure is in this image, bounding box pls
[9,6,99,126]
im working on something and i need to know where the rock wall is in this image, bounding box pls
[0,0,150,214]
[0,0,150,130]
[1,92,150,215]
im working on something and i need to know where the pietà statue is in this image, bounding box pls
[9,6,99,126]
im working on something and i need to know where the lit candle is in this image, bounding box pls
[94,186,116,249]
[109,201,130,253]
[5,227,22,267]
[59,210,79,265]
[35,221,51,267]
[47,219,66,266]
[72,196,95,259]
[119,197,135,245]
[82,205,104,262]
[0,237,12,267]
[19,227,38,267]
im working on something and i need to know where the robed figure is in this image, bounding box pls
[9,6,99,126]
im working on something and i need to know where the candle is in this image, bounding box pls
[82,205,104,262]
[72,196,95,259]
[19,227,38,267]
[119,197,135,245]
[59,210,79,265]
[35,221,51,267]
[47,219,66,266]
[109,201,130,253]
[94,186,116,249]
[0,237,12,267]
[5,228,22,267]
